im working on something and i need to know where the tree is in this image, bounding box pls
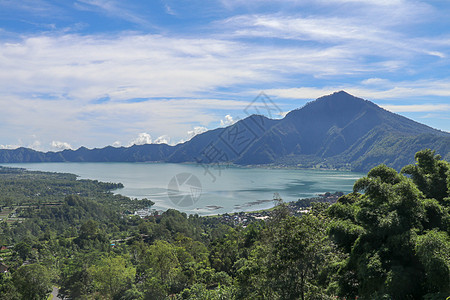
[328,153,450,298]
[235,244,274,299]
[415,230,450,295]
[59,252,96,299]
[138,240,182,298]
[350,165,426,297]
[14,241,32,261]
[89,255,136,299]
[79,219,99,239]
[13,264,52,300]
[0,272,20,300]
[269,214,337,300]
[401,149,450,203]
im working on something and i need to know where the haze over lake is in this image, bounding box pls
[2,162,363,215]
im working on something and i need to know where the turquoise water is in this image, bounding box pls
[2,162,363,215]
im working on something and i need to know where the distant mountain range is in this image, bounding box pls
[1,91,449,172]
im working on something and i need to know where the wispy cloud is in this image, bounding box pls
[0,33,271,102]
[266,77,450,101]
[419,113,450,120]
[0,31,417,108]
[381,104,450,113]
[1,27,449,149]
[164,4,176,16]
[0,0,449,146]
[0,0,62,16]
[265,87,338,100]
[219,11,441,62]
[74,0,154,28]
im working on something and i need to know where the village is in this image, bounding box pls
[204,191,344,227]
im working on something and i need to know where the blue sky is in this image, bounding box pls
[0,0,449,151]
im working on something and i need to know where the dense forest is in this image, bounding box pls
[0,149,449,299]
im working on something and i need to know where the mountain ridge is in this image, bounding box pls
[1,91,449,172]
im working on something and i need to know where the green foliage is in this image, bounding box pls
[141,240,181,289]
[327,151,450,298]
[401,149,450,203]
[60,260,93,298]
[89,255,136,299]
[0,272,20,300]
[13,241,32,260]
[0,150,449,299]
[179,283,236,300]
[415,230,450,294]
[268,214,337,300]
[12,264,52,300]
[328,219,364,252]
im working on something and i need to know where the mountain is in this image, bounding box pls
[0,144,177,163]
[233,91,450,171]
[1,91,449,172]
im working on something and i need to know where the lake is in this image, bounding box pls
[1,162,364,215]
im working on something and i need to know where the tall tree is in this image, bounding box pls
[415,230,450,296]
[401,149,450,204]
[269,214,337,300]
[13,264,52,300]
[89,255,136,299]
[328,153,450,298]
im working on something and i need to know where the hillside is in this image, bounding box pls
[0,91,449,172]
[233,91,450,171]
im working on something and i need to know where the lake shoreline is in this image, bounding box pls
[0,162,362,216]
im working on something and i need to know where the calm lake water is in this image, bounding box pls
[2,162,363,215]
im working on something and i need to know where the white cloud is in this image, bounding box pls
[0,139,40,150]
[381,104,450,113]
[74,0,153,28]
[164,4,176,16]
[324,0,405,5]
[0,33,276,102]
[361,78,390,85]
[0,92,242,151]
[112,141,121,147]
[0,144,20,150]
[0,1,449,146]
[220,114,235,126]
[218,4,440,67]
[0,27,432,106]
[129,133,152,146]
[221,13,402,47]
[278,111,289,118]
[345,82,450,99]
[187,126,208,139]
[0,0,63,16]
[154,135,170,144]
[266,87,338,100]
[51,141,73,150]
[267,78,450,101]
[419,113,450,120]
[427,51,446,58]
[28,140,41,150]
[219,0,411,12]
